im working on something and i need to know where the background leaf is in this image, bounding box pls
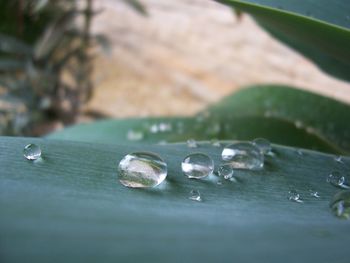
[49,85,350,155]
[216,0,350,82]
[1,136,350,262]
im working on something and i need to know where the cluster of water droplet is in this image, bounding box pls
[23,136,350,220]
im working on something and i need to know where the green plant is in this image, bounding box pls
[0,0,94,135]
[0,1,350,262]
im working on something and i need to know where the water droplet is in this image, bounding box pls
[294,120,303,129]
[187,139,198,148]
[23,144,41,160]
[189,189,202,201]
[334,156,343,163]
[309,190,320,198]
[222,142,264,170]
[306,127,316,134]
[149,124,159,133]
[211,139,221,147]
[253,138,272,154]
[127,129,144,141]
[289,190,303,203]
[327,171,349,189]
[149,122,172,133]
[217,164,234,179]
[296,149,304,156]
[118,152,167,188]
[330,191,350,219]
[182,153,214,179]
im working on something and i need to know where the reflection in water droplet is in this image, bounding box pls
[182,153,214,179]
[253,138,272,154]
[127,129,144,141]
[289,190,303,203]
[327,171,349,189]
[222,142,264,170]
[189,189,202,202]
[187,139,198,148]
[118,152,167,188]
[330,191,350,219]
[23,144,41,160]
[218,164,234,180]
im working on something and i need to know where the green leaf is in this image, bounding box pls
[49,85,350,155]
[0,33,32,55]
[216,0,350,82]
[1,136,349,262]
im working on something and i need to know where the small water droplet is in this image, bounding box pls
[253,138,272,154]
[296,149,304,156]
[218,164,234,179]
[222,142,264,170]
[327,171,349,189]
[330,191,350,219]
[23,144,41,160]
[309,190,320,198]
[306,127,316,134]
[211,139,221,147]
[189,189,202,202]
[157,140,167,145]
[187,139,198,148]
[149,122,172,133]
[127,129,144,141]
[118,152,167,188]
[289,190,303,203]
[334,156,343,163]
[182,153,214,179]
[294,120,303,129]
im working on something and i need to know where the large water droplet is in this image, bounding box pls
[182,153,214,179]
[189,189,202,201]
[289,190,303,203]
[327,171,349,189]
[330,191,350,219]
[222,142,264,170]
[23,144,41,160]
[127,129,144,141]
[253,138,272,154]
[118,152,167,188]
[217,164,234,179]
[187,139,198,148]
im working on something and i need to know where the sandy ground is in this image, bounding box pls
[86,0,350,118]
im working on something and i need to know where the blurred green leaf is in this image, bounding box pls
[49,85,350,155]
[34,11,76,59]
[122,0,148,16]
[216,0,350,82]
[0,59,26,71]
[0,33,32,55]
[1,136,350,262]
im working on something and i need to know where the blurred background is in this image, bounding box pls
[0,0,349,137]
